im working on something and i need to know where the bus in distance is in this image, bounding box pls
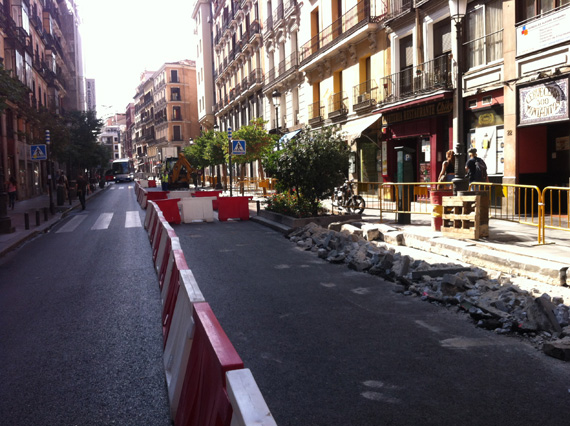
[111,158,134,182]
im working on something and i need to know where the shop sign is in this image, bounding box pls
[516,7,570,56]
[519,78,568,126]
[383,100,453,125]
[478,112,495,126]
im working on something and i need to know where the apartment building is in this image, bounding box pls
[132,61,200,176]
[193,0,216,131]
[298,0,390,183]
[212,0,265,132]
[0,0,84,202]
[262,0,304,140]
[124,102,134,159]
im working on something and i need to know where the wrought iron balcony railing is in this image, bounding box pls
[328,91,348,118]
[352,80,379,111]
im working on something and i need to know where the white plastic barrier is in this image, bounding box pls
[155,221,178,274]
[145,200,159,231]
[167,190,195,199]
[179,197,215,223]
[140,179,149,188]
[163,271,205,419]
[227,369,277,426]
[161,238,184,306]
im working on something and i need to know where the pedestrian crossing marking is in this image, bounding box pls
[125,211,142,228]
[91,213,113,230]
[56,214,88,233]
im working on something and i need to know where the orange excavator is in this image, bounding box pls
[163,153,197,190]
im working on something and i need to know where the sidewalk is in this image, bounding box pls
[0,185,107,257]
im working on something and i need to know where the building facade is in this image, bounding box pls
[0,0,84,202]
[132,61,200,176]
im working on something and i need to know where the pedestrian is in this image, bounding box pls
[161,170,169,191]
[7,176,17,209]
[438,150,455,182]
[76,173,88,210]
[465,148,488,183]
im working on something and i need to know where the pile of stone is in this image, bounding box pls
[287,222,570,362]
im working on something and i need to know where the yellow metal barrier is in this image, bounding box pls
[542,186,570,242]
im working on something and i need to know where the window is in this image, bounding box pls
[465,0,503,69]
[170,70,179,83]
[519,0,570,21]
[171,87,181,101]
[172,106,182,120]
[433,18,452,57]
[173,125,181,141]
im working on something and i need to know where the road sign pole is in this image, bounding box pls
[46,130,54,214]
[228,127,233,197]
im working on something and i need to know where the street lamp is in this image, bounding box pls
[213,124,223,189]
[448,0,469,194]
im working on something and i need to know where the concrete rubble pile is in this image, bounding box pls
[287,222,570,362]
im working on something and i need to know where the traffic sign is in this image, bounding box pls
[232,140,246,155]
[31,144,47,160]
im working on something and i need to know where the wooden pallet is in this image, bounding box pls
[441,195,489,239]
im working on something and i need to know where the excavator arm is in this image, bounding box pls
[170,153,196,187]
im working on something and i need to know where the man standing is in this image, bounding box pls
[76,174,88,210]
[465,148,488,183]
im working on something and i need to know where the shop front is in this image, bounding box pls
[380,96,453,185]
[517,77,570,188]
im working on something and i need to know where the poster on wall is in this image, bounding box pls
[469,126,500,175]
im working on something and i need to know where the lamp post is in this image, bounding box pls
[272,89,281,148]
[213,124,223,189]
[449,0,469,194]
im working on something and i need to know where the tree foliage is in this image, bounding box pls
[0,66,30,114]
[266,125,349,216]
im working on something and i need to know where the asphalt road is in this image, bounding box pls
[175,219,570,426]
[0,183,171,425]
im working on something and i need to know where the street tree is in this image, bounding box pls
[268,125,349,216]
[188,129,227,188]
[232,118,277,184]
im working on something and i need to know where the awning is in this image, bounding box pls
[340,114,381,145]
[278,129,302,146]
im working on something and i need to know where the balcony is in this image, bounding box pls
[300,0,381,64]
[265,52,299,88]
[382,0,412,23]
[328,91,348,119]
[377,53,452,105]
[308,101,325,125]
[248,68,264,88]
[352,80,378,112]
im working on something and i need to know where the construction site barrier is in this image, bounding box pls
[226,369,278,426]
[139,179,149,188]
[163,270,205,420]
[174,302,244,426]
[162,241,190,345]
[193,190,223,210]
[154,198,182,225]
[168,190,195,199]
[541,186,570,243]
[144,193,275,425]
[218,196,253,221]
[148,179,157,188]
[180,197,215,223]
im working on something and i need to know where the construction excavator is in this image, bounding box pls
[162,153,197,190]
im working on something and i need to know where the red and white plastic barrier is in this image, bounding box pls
[174,302,244,426]
[226,369,277,426]
[143,197,276,425]
[163,270,205,419]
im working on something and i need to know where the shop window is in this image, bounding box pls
[465,0,503,69]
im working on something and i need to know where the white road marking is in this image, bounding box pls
[91,213,114,230]
[125,211,142,228]
[56,215,88,233]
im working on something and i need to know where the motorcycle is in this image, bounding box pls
[331,179,366,214]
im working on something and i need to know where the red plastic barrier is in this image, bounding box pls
[174,302,244,426]
[146,190,169,202]
[193,190,222,210]
[162,248,189,344]
[430,190,453,231]
[148,179,157,188]
[217,196,253,221]
[154,198,181,225]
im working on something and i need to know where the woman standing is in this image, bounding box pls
[7,176,17,209]
[438,150,456,182]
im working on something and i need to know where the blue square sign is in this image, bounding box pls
[232,140,246,155]
[31,144,47,160]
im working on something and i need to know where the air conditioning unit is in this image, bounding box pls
[357,93,370,103]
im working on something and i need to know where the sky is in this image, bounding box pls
[75,0,198,118]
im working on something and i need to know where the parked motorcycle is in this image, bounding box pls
[331,179,366,214]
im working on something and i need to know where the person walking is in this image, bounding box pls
[76,173,88,210]
[465,148,488,183]
[438,150,456,182]
[7,176,17,209]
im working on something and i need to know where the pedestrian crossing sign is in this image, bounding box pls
[31,144,47,160]
[232,140,246,155]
